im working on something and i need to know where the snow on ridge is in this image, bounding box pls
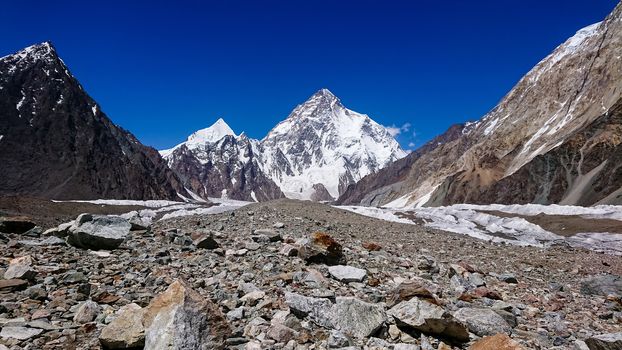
[160,117,238,157]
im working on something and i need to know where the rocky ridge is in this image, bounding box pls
[0,199,620,349]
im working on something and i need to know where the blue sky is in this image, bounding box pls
[1,0,617,150]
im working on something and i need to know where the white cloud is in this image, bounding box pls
[385,123,411,137]
[408,142,416,148]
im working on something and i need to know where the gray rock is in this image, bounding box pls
[328,265,367,283]
[328,330,351,348]
[581,274,622,296]
[4,255,36,280]
[0,326,42,340]
[330,297,386,338]
[285,292,333,328]
[453,307,511,337]
[388,298,469,343]
[67,214,131,250]
[73,300,101,324]
[585,332,622,350]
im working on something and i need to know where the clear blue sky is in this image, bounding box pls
[1,0,618,150]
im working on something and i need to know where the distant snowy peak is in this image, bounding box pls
[160,118,238,157]
[187,118,236,145]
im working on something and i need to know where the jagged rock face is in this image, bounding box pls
[0,42,188,200]
[162,127,284,202]
[260,89,407,200]
[339,2,622,207]
[162,90,406,202]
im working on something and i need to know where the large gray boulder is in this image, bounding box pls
[284,292,333,328]
[388,298,469,343]
[330,297,386,338]
[66,214,131,250]
[453,307,512,337]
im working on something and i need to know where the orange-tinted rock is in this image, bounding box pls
[468,333,524,350]
[297,232,345,265]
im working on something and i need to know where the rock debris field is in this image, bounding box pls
[0,199,621,349]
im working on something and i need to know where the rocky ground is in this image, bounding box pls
[0,198,621,349]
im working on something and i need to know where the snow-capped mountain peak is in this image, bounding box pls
[160,117,237,157]
[187,118,236,145]
[260,89,407,200]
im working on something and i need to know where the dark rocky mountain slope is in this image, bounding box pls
[0,42,189,200]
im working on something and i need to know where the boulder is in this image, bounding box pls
[142,279,231,349]
[453,307,511,337]
[328,265,367,283]
[285,292,333,328]
[389,279,439,306]
[4,255,36,281]
[67,214,131,250]
[388,298,469,343]
[468,334,524,349]
[330,297,387,338]
[99,303,146,349]
[0,216,36,234]
[297,232,346,265]
[585,332,622,350]
[580,274,622,297]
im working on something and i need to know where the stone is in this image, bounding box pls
[67,214,131,250]
[468,333,524,349]
[297,232,346,265]
[227,307,244,321]
[280,243,299,256]
[73,300,101,324]
[0,216,36,234]
[362,241,382,251]
[267,323,298,343]
[142,279,231,349]
[498,273,518,284]
[0,326,43,340]
[390,279,438,305]
[453,307,512,337]
[191,230,220,249]
[240,291,266,306]
[328,330,351,348]
[99,303,146,349]
[581,274,622,297]
[0,279,28,291]
[285,292,333,328]
[388,298,469,343]
[330,297,387,338]
[328,265,367,283]
[4,255,36,280]
[585,332,622,350]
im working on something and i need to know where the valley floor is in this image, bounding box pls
[0,198,620,349]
